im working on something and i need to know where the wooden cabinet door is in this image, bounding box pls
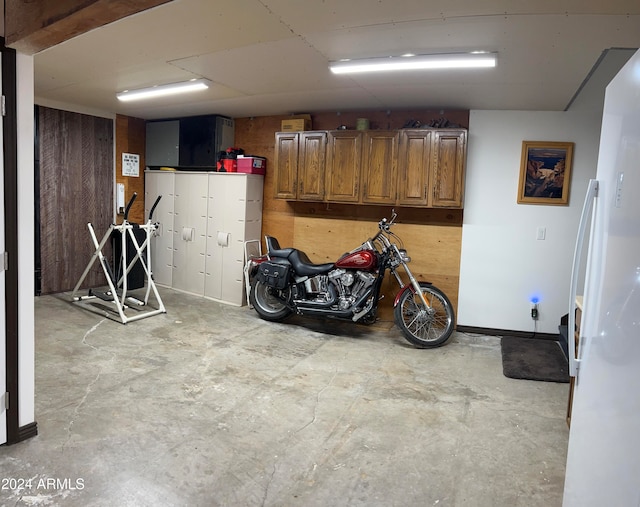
[362,131,398,204]
[397,130,432,206]
[274,132,299,199]
[432,130,467,208]
[326,131,362,203]
[298,131,327,200]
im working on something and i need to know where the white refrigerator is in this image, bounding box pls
[563,49,640,506]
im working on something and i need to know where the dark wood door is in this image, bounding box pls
[38,107,114,294]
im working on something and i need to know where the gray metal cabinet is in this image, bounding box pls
[145,116,235,168]
[146,120,180,167]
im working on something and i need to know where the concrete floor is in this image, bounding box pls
[1,288,569,506]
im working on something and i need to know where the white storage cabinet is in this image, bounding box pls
[145,170,263,305]
[144,171,175,287]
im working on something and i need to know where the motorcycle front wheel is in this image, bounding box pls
[394,282,455,348]
[250,279,293,322]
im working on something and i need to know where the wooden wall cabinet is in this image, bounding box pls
[431,129,467,208]
[396,129,467,208]
[362,131,399,204]
[274,132,299,199]
[274,127,467,209]
[397,130,432,206]
[298,131,327,201]
[326,130,362,203]
[274,131,327,200]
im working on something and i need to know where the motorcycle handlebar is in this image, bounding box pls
[378,209,398,231]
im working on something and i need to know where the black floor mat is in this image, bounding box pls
[501,336,569,383]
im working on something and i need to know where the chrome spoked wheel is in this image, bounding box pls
[394,283,455,348]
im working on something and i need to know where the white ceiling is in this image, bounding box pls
[33,0,640,120]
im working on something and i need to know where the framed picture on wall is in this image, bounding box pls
[517,141,574,205]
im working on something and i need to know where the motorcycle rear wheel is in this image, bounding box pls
[394,282,455,348]
[250,279,293,322]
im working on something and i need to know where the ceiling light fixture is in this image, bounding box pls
[116,78,210,102]
[329,52,497,74]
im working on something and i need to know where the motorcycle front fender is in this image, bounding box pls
[393,281,432,307]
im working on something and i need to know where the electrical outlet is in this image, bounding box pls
[530,302,539,320]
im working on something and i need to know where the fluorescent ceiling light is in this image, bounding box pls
[329,52,497,74]
[116,78,210,102]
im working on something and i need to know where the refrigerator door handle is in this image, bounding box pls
[568,179,599,377]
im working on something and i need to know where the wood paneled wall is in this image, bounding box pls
[38,107,114,294]
[235,110,467,323]
[115,114,146,224]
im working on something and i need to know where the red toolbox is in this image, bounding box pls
[237,156,266,175]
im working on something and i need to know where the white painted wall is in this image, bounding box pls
[15,63,112,434]
[17,52,35,427]
[458,109,602,334]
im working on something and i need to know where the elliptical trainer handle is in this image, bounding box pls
[124,192,137,221]
[149,195,162,221]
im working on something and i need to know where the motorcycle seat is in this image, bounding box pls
[265,236,334,276]
[288,250,335,277]
[265,236,295,259]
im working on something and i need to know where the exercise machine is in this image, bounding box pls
[71,192,166,324]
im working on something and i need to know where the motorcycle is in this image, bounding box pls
[244,211,455,348]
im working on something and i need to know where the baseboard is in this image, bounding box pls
[1,422,37,446]
[17,422,38,442]
[456,325,560,341]
[558,324,570,359]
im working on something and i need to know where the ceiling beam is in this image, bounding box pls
[5,0,173,54]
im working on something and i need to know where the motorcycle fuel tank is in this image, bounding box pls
[336,250,377,270]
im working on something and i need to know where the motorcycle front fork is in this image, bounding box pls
[390,263,431,309]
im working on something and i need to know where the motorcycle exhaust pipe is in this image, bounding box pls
[296,287,374,320]
[296,307,353,319]
[294,285,338,309]
[295,300,335,309]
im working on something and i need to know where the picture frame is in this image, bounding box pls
[517,141,574,205]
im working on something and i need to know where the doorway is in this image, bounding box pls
[0,51,6,446]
